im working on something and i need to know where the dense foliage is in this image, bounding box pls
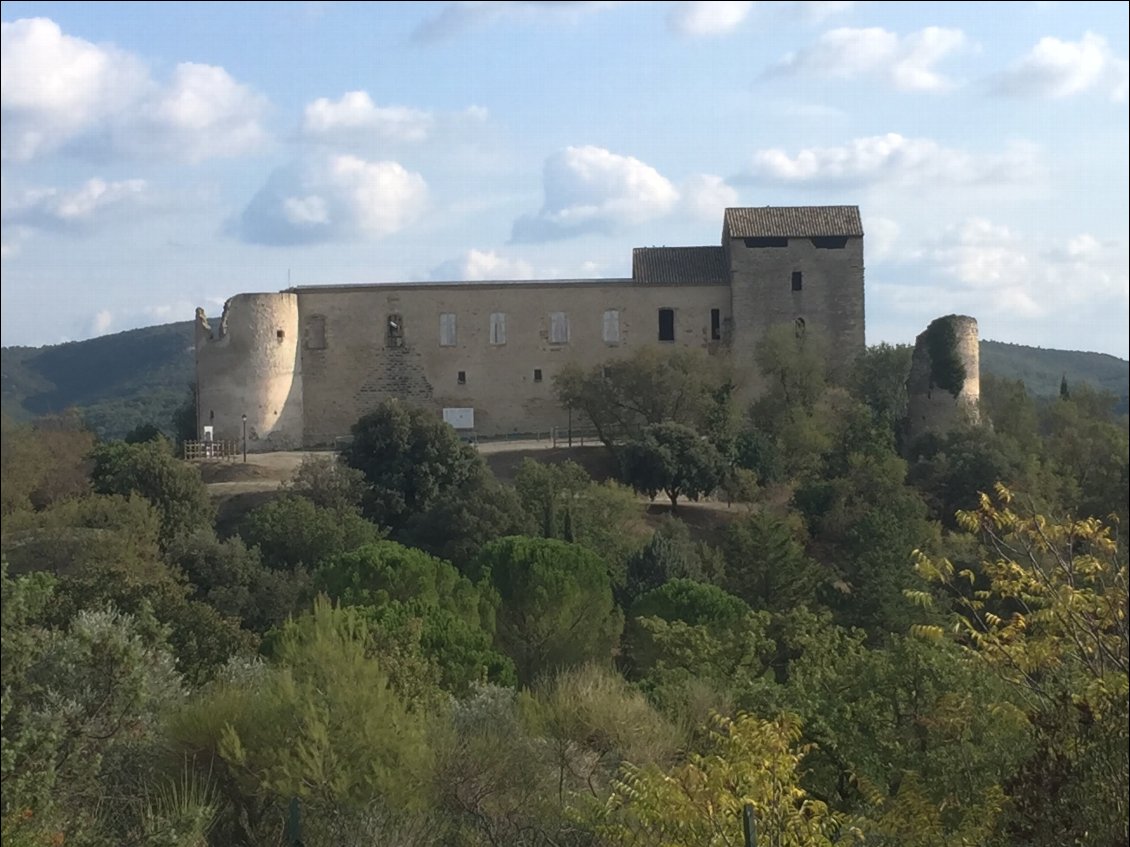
[2,330,1127,847]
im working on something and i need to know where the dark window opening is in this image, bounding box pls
[658,308,675,342]
[602,366,612,379]
[710,308,721,341]
[811,236,849,249]
[276,329,285,340]
[791,271,803,292]
[457,371,466,385]
[387,313,404,347]
[794,317,806,338]
[744,236,788,248]
[533,369,543,383]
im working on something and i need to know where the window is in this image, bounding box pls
[744,236,788,248]
[811,236,848,249]
[276,329,285,340]
[490,312,507,345]
[305,315,326,349]
[533,368,543,382]
[658,308,675,342]
[439,312,457,347]
[457,370,467,385]
[710,308,721,341]
[549,311,570,344]
[791,271,803,292]
[387,313,404,347]
[602,309,620,344]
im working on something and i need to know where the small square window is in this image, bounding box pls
[533,368,543,382]
[457,370,467,385]
[276,329,285,340]
[791,271,803,292]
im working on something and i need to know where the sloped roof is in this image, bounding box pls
[632,246,728,285]
[724,206,863,238]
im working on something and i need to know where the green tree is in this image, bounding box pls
[1,412,94,516]
[238,494,382,571]
[341,399,486,531]
[167,600,435,844]
[90,438,214,548]
[619,421,724,510]
[554,346,734,448]
[719,511,827,614]
[468,536,623,685]
[281,453,368,514]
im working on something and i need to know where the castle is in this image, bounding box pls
[195,206,868,451]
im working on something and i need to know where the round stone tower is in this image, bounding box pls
[904,314,981,445]
[194,293,303,452]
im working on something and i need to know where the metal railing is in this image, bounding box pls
[183,440,241,461]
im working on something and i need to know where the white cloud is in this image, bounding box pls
[1,17,147,160]
[512,145,679,242]
[867,216,900,260]
[1,17,269,162]
[921,218,1128,318]
[302,91,434,142]
[668,2,753,36]
[430,249,535,281]
[768,26,966,91]
[413,2,621,42]
[994,32,1129,101]
[745,133,1041,187]
[681,174,739,221]
[2,177,150,232]
[231,155,428,245]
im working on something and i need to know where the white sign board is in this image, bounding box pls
[442,407,475,430]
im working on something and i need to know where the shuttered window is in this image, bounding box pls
[602,309,620,343]
[439,313,457,346]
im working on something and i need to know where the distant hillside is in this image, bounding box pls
[980,340,1129,413]
[3,324,1127,440]
[2,321,196,439]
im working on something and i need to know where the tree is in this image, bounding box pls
[167,600,435,844]
[281,453,367,514]
[913,486,1129,846]
[719,512,827,614]
[238,494,382,571]
[1,412,94,516]
[468,537,623,685]
[619,421,724,510]
[90,438,214,548]
[341,399,486,531]
[598,713,844,847]
[554,346,735,448]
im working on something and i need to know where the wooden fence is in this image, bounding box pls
[183,440,241,461]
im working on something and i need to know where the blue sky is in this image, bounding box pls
[2,1,1127,357]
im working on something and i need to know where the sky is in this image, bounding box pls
[1,1,1128,358]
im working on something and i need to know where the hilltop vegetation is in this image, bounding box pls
[2,321,1126,440]
[2,334,1126,846]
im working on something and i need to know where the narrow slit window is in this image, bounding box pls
[791,271,803,292]
[602,309,620,343]
[387,313,404,347]
[490,312,507,345]
[440,313,457,346]
[533,368,543,382]
[710,308,721,341]
[549,312,570,344]
[457,370,467,385]
[658,308,675,342]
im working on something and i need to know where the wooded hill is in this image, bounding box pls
[3,320,1127,439]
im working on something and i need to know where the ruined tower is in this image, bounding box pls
[904,314,981,444]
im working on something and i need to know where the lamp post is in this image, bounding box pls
[241,414,247,463]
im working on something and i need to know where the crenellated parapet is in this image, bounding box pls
[194,293,304,451]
